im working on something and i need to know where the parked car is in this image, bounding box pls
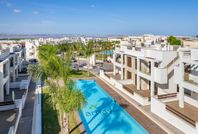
[29,59,38,64]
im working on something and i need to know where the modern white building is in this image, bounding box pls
[99,38,198,134]
[151,48,198,134]
[101,40,178,105]
[0,47,10,102]
[0,44,26,102]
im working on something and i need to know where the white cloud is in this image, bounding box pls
[13,9,21,13]
[0,0,12,7]
[6,2,11,7]
[90,4,95,8]
[33,11,39,15]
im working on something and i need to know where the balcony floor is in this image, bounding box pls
[106,73,121,80]
[5,89,26,101]
[123,84,150,98]
[123,84,136,94]
[166,101,198,126]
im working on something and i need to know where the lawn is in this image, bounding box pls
[42,88,60,134]
[69,70,94,79]
[42,88,80,134]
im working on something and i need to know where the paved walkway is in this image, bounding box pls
[16,81,36,134]
[0,109,18,134]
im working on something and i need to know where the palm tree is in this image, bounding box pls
[57,80,86,133]
[36,44,86,134]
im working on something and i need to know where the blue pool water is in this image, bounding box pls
[76,80,149,134]
[100,50,113,55]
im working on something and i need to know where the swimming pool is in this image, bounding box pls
[76,80,149,134]
[100,50,113,55]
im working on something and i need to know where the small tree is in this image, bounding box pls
[167,36,182,45]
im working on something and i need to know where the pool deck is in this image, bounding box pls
[94,78,167,134]
[77,75,183,134]
[96,78,184,134]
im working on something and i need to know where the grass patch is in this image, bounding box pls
[69,70,94,79]
[42,88,81,134]
[42,88,60,134]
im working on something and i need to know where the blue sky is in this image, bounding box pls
[0,0,197,35]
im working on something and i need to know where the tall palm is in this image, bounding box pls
[37,44,86,134]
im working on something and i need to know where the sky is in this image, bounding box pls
[0,0,198,35]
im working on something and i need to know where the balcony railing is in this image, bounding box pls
[140,67,151,75]
[184,73,198,86]
[3,71,8,78]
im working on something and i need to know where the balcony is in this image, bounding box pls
[191,49,198,61]
[3,71,8,78]
[13,46,22,52]
[3,63,8,78]
[184,72,198,86]
[140,60,151,75]
[0,49,10,61]
[115,58,121,64]
[154,67,167,84]
[166,101,198,127]
[126,57,132,68]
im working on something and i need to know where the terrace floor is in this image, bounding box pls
[5,89,26,101]
[105,73,121,80]
[136,90,150,98]
[0,110,18,134]
[16,80,36,134]
[123,84,150,98]
[166,101,198,126]
[123,84,136,94]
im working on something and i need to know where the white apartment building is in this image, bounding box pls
[100,39,198,134]
[24,40,39,60]
[152,48,198,134]
[101,41,178,105]
[0,47,10,102]
[0,44,26,102]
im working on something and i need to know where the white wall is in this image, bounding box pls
[151,97,198,134]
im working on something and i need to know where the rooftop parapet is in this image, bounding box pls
[191,49,198,61]
[0,47,10,61]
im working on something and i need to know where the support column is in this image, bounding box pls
[13,71,16,82]
[179,87,184,108]
[124,55,127,80]
[137,58,140,90]
[179,62,184,108]
[6,81,9,95]
[6,62,10,95]
[19,57,22,72]
[16,68,19,78]
[113,53,116,75]
[121,54,124,80]
[13,56,16,82]
[150,61,155,97]
[0,80,3,102]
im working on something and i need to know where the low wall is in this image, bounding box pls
[185,95,198,108]
[10,82,21,89]
[31,80,42,134]
[0,104,15,111]
[8,100,23,134]
[8,76,32,134]
[100,70,149,106]
[151,97,198,134]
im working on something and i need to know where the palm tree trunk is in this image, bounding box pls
[62,112,69,134]
[77,55,80,71]
[86,57,90,77]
